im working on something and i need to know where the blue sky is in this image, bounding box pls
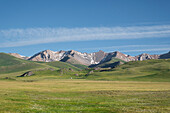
[0,0,170,56]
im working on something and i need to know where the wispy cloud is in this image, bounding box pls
[121,48,170,53]
[77,45,170,51]
[0,25,170,47]
[76,44,170,54]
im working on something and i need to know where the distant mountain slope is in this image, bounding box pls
[8,53,30,60]
[9,50,170,68]
[135,53,160,61]
[86,59,170,82]
[90,58,125,68]
[28,50,66,62]
[29,50,107,66]
[0,53,83,74]
[90,51,163,68]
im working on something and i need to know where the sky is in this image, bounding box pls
[0,0,170,56]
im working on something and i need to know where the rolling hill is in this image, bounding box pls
[0,53,44,74]
[0,51,170,82]
[86,59,170,82]
[0,53,82,75]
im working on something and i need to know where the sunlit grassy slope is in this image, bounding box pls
[0,53,45,74]
[87,59,170,82]
[39,61,81,71]
[0,53,82,75]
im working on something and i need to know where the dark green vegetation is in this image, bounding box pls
[0,53,170,112]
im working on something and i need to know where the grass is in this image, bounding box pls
[0,53,83,74]
[0,53,170,112]
[69,64,88,69]
[0,53,45,74]
[45,61,81,71]
[86,59,170,82]
[1,55,169,82]
[0,80,169,113]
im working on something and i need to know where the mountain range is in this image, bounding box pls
[8,50,170,68]
[1,50,170,82]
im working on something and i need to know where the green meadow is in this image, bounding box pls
[0,80,169,113]
[0,53,170,112]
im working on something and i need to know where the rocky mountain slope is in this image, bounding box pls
[8,53,30,60]
[135,53,160,61]
[9,50,170,67]
[28,50,107,65]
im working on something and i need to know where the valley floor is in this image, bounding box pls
[0,79,169,113]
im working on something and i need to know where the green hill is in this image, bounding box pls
[0,53,45,74]
[45,61,82,71]
[1,53,170,82]
[0,53,82,75]
[24,59,170,82]
[86,59,170,82]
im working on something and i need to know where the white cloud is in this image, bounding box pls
[121,48,170,53]
[0,25,170,47]
[76,44,170,54]
[77,45,170,51]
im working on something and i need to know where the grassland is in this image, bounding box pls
[0,53,170,112]
[87,59,170,82]
[0,80,169,113]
